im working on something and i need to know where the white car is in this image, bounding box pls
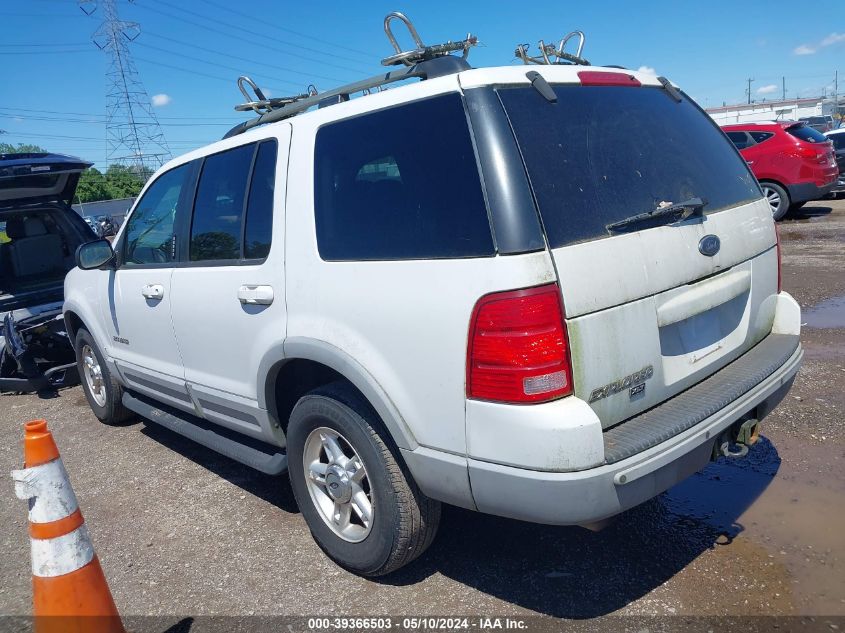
[824,128,845,197]
[64,31,803,576]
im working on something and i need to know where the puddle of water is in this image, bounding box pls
[803,295,845,329]
[664,436,845,614]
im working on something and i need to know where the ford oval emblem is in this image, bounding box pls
[698,234,720,257]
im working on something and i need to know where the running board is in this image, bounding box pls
[122,391,288,475]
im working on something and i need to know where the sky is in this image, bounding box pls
[2,0,843,170]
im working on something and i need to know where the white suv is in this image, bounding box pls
[64,40,803,576]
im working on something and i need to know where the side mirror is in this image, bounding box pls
[76,239,115,270]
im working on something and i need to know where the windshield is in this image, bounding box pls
[497,85,760,247]
[788,124,828,144]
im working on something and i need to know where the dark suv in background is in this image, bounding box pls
[723,121,838,220]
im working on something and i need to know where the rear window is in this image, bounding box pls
[788,124,827,143]
[498,85,760,247]
[314,94,494,261]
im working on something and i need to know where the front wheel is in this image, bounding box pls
[75,328,134,425]
[761,182,790,221]
[287,382,440,576]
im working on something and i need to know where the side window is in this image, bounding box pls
[726,131,753,149]
[190,144,254,261]
[244,140,277,260]
[123,164,191,266]
[749,131,773,144]
[314,93,494,261]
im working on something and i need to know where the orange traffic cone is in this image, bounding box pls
[11,420,124,633]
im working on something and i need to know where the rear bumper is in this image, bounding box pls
[787,180,836,204]
[466,338,801,525]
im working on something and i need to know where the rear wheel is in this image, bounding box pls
[75,328,134,425]
[287,382,440,576]
[760,182,790,221]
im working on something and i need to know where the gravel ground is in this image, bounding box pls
[1,200,844,627]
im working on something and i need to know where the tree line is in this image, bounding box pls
[1,142,145,203]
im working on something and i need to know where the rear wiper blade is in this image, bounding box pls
[606,197,708,233]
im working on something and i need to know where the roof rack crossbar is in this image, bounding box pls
[226,63,432,139]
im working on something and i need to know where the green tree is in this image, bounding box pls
[75,167,111,203]
[103,164,145,199]
[0,142,47,154]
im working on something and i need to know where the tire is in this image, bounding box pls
[760,182,790,221]
[75,328,134,425]
[287,382,441,576]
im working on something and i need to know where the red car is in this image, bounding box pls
[722,121,838,220]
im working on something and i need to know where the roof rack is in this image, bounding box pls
[224,12,477,139]
[515,31,590,66]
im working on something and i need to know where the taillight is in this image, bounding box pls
[775,224,782,293]
[466,284,573,404]
[792,144,826,162]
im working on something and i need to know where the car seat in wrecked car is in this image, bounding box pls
[5,217,64,278]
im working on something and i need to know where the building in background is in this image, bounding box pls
[706,96,843,125]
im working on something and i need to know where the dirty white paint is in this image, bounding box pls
[12,458,80,524]
[29,525,95,578]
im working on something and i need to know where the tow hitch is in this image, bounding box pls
[713,417,760,460]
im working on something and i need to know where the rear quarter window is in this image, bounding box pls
[313,94,494,261]
[788,124,827,143]
[498,85,760,247]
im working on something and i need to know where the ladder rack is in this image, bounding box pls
[225,11,477,138]
[225,13,592,139]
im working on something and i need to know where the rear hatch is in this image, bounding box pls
[0,153,92,209]
[0,153,93,314]
[497,73,778,427]
[783,123,838,185]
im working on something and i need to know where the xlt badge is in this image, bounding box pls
[589,365,654,403]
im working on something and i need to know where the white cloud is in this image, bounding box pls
[757,84,778,94]
[637,65,657,77]
[151,93,172,107]
[821,32,845,46]
[794,32,845,55]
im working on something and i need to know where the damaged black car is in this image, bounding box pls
[0,152,96,395]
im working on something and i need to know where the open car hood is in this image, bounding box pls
[0,153,93,208]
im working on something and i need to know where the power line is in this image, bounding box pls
[0,114,233,127]
[133,54,284,93]
[143,0,373,71]
[132,40,319,90]
[0,106,239,121]
[143,32,346,85]
[134,1,373,76]
[199,0,372,59]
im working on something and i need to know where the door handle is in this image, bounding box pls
[141,284,165,300]
[238,285,274,305]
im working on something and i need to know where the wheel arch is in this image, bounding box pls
[259,338,418,451]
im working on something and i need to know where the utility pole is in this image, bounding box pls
[746,77,755,104]
[79,0,170,181]
[782,76,786,101]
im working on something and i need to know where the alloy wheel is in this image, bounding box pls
[302,427,374,542]
[81,344,107,407]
